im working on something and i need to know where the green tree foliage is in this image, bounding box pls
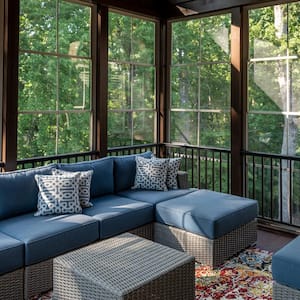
[18,0,91,159]
[170,14,231,149]
[107,12,155,147]
[247,3,300,224]
[248,3,300,155]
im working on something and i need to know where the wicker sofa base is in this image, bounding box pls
[129,222,154,240]
[25,259,53,299]
[273,281,300,300]
[154,220,257,268]
[0,268,24,300]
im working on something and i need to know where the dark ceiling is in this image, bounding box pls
[103,0,272,19]
[167,0,274,15]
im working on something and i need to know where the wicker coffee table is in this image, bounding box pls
[53,233,195,299]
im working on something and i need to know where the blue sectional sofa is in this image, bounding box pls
[0,151,258,299]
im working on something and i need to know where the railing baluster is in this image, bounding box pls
[280,159,283,223]
[289,159,293,225]
[219,151,222,193]
[191,148,194,188]
[252,155,255,201]
[227,152,230,194]
[261,156,264,219]
[205,149,208,189]
[270,158,273,220]
[212,151,215,191]
[198,148,201,189]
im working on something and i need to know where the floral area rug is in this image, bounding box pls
[195,247,273,300]
[31,247,273,300]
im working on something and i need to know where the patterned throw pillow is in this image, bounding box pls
[167,158,181,189]
[52,169,93,208]
[133,156,169,191]
[34,174,82,216]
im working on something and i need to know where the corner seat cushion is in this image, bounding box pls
[0,213,99,266]
[155,189,258,239]
[83,195,154,239]
[272,236,300,290]
[57,156,114,198]
[0,163,57,220]
[0,232,24,275]
[113,151,153,193]
[118,188,197,205]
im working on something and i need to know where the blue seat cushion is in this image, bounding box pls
[155,189,258,239]
[118,188,196,205]
[0,213,99,265]
[83,195,154,239]
[0,163,57,220]
[113,151,153,193]
[58,156,114,198]
[0,232,24,275]
[272,236,300,290]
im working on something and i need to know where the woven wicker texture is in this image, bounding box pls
[129,222,154,240]
[25,259,53,298]
[273,281,300,300]
[53,233,195,300]
[0,268,23,300]
[154,220,257,268]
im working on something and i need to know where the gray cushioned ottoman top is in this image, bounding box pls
[155,189,258,239]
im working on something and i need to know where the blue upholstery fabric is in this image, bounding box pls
[0,213,99,265]
[113,151,153,192]
[58,157,114,198]
[84,194,154,239]
[0,164,57,220]
[118,188,196,205]
[0,232,24,275]
[155,189,258,239]
[272,236,300,290]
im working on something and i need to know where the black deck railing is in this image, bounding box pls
[107,143,160,156]
[16,151,100,170]
[164,143,231,194]
[0,161,4,172]
[243,150,300,229]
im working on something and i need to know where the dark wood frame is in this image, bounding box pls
[97,5,109,158]
[230,7,243,195]
[2,0,19,171]
[0,0,4,160]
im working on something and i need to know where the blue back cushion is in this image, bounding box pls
[58,156,114,198]
[0,164,57,220]
[113,151,153,193]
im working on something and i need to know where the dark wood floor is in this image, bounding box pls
[256,228,296,253]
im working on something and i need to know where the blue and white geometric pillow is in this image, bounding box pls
[34,174,82,216]
[166,158,181,189]
[133,156,169,191]
[52,169,93,208]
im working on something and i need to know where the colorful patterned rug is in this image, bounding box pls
[195,247,273,299]
[31,247,273,300]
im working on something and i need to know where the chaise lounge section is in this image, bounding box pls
[0,151,258,299]
[154,189,257,267]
